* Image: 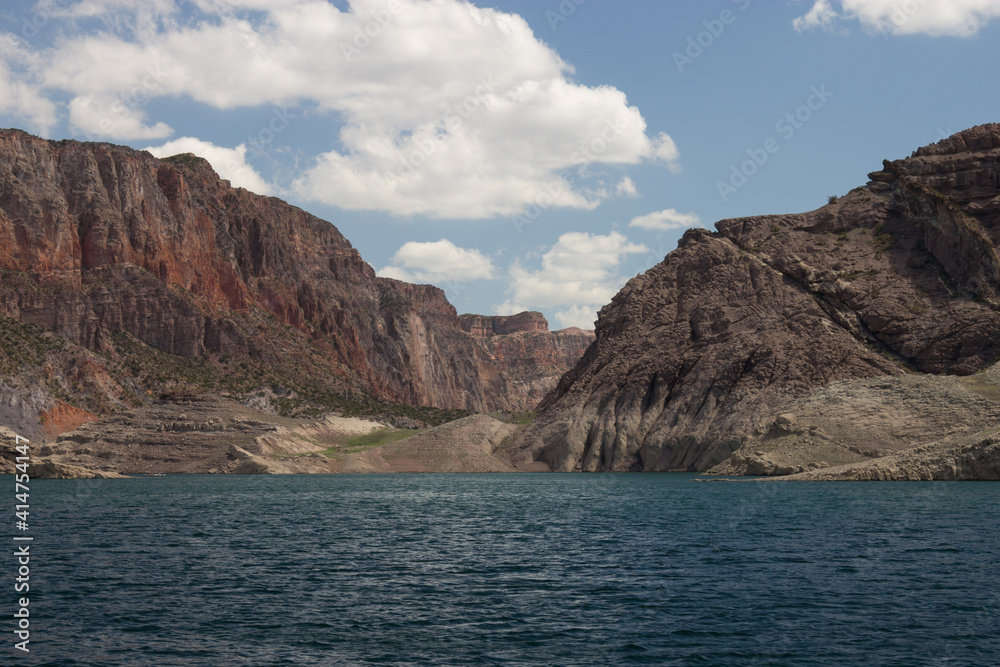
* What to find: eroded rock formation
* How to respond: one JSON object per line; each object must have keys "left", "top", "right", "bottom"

{"left": 0, "top": 129, "right": 508, "bottom": 436}
{"left": 507, "top": 124, "right": 1000, "bottom": 472}
{"left": 460, "top": 312, "right": 595, "bottom": 411}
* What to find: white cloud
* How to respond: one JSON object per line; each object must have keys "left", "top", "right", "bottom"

{"left": 378, "top": 239, "right": 496, "bottom": 284}
{"left": 794, "top": 0, "right": 1000, "bottom": 36}
{"left": 47, "top": 0, "right": 179, "bottom": 19}
{"left": 0, "top": 37, "right": 58, "bottom": 135}
{"left": 2, "top": 0, "right": 680, "bottom": 219}
{"left": 144, "top": 137, "right": 272, "bottom": 195}
{"left": 496, "top": 231, "right": 647, "bottom": 329}
{"left": 792, "top": 0, "right": 840, "bottom": 32}
{"left": 615, "top": 176, "right": 638, "bottom": 197}
{"left": 70, "top": 95, "right": 172, "bottom": 140}
{"left": 628, "top": 208, "right": 701, "bottom": 231}
{"left": 651, "top": 133, "right": 682, "bottom": 173}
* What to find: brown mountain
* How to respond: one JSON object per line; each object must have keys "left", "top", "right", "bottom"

{"left": 460, "top": 312, "right": 595, "bottom": 411}
{"left": 0, "top": 129, "right": 516, "bottom": 439}
{"left": 506, "top": 124, "right": 1000, "bottom": 472}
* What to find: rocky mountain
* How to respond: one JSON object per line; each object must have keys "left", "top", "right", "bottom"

{"left": 0, "top": 129, "right": 515, "bottom": 439}
{"left": 506, "top": 124, "right": 1000, "bottom": 473}
{"left": 460, "top": 312, "right": 595, "bottom": 411}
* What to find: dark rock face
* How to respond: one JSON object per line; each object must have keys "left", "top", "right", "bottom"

{"left": 0, "top": 129, "right": 508, "bottom": 420}
{"left": 461, "top": 312, "right": 595, "bottom": 411}
{"left": 508, "top": 124, "right": 1000, "bottom": 472}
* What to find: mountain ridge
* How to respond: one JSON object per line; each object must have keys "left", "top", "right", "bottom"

{"left": 505, "top": 123, "right": 1000, "bottom": 473}
{"left": 0, "top": 129, "right": 584, "bottom": 441}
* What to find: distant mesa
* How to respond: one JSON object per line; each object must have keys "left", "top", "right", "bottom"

{"left": 461, "top": 311, "right": 595, "bottom": 412}
{"left": 460, "top": 311, "right": 550, "bottom": 336}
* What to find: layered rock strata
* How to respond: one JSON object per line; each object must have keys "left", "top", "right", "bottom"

{"left": 507, "top": 124, "right": 1000, "bottom": 472}
{"left": 0, "top": 130, "right": 509, "bottom": 436}
{"left": 460, "top": 312, "right": 594, "bottom": 411}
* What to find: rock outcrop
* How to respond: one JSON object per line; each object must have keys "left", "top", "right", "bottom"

{"left": 460, "top": 312, "right": 550, "bottom": 336}
{"left": 32, "top": 391, "right": 387, "bottom": 474}
{"left": 0, "top": 129, "right": 510, "bottom": 436}
{"left": 779, "top": 437, "right": 1000, "bottom": 481}
{"left": 460, "top": 312, "right": 595, "bottom": 411}
{"left": 507, "top": 124, "right": 1000, "bottom": 473}
{"left": 707, "top": 361, "right": 1000, "bottom": 479}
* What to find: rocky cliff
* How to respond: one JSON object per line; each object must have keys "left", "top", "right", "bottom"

{"left": 460, "top": 312, "right": 595, "bottom": 411}
{"left": 507, "top": 124, "right": 1000, "bottom": 472}
{"left": 460, "top": 312, "right": 551, "bottom": 337}
{"left": 0, "top": 129, "right": 508, "bottom": 437}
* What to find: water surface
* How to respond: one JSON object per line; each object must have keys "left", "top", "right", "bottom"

{"left": 11, "top": 473, "right": 1000, "bottom": 665}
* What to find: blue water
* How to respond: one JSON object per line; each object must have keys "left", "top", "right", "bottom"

{"left": 7, "top": 473, "right": 999, "bottom": 666}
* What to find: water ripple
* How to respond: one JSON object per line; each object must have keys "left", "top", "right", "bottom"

{"left": 13, "top": 473, "right": 1000, "bottom": 666}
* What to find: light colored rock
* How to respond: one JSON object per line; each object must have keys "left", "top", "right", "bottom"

{"left": 342, "top": 415, "right": 519, "bottom": 473}
{"left": 28, "top": 461, "right": 125, "bottom": 479}
{"left": 709, "top": 361, "right": 1000, "bottom": 480}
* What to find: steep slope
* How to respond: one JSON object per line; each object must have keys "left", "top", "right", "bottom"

{"left": 0, "top": 129, "right": 508, "bottom": 438}
{"left": 460, "top": 312, "right": 595, "bottom": 411}
{"left": 507, "top": 124, "right": 1000, "bottom": 472}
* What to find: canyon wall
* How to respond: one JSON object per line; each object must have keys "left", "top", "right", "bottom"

{"left": 506, "top": 124, "right": 1000, "bottom": 472}
{"left": 0, "top": 130, "right": 509, "bottom": 436}
{"left": 460, "top": 312, "right": 595, "bottom": 411}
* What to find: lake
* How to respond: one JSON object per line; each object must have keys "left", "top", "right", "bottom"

{"left": 9, "top": 473, "right": 1000, "bottom": 665}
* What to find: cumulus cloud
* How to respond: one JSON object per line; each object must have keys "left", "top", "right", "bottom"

{"left": 628, "top": 208, "right": 701, "bottom": 231}
{"left": 615, "top": 176, "right": 638, "bottom": 197}
{"left": 378, "top": 239, "right": 496, "bottom": 284}
{"left": 794, "top": 0, "right": 1000, "bottom": 36}
{"left": 792, "top": 0, "right": 841, "bottom": 32}
{"left": 2, "top": 0, "right": 680, "bottom": 219}
{"left": 70, "top": 95, "right": 172, "bottom": 140}
{"left": 496, "top": 231, "right": 647, "bottom": 329}
{"left": 144, "top": 137, "right": 272, "bottom": 195}
{"left": 0, "top": 37, "right": 58, "bottom": 135}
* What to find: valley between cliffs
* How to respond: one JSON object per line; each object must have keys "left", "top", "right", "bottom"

{"left": 6, "top": 125, "right": 1000, "bottom": 481}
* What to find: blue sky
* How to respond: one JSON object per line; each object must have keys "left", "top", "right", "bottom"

{"left": 2, "top": 0, "right": 999, "bottom": 329}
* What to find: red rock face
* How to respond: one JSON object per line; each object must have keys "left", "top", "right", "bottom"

{"left": 509, "top": 124, "right": 1000, "bottom": 472}
{"left": 0, "top": 130, "right": 507, "bottom": 413}
{"left": 40, "top": 401, "right": 97, "bottom": 439}
{"left": 460, "top": 312, "right": 549, "bottom": 336}
{"left": 461, "top": 312, "right": 595, "bottom": 410}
